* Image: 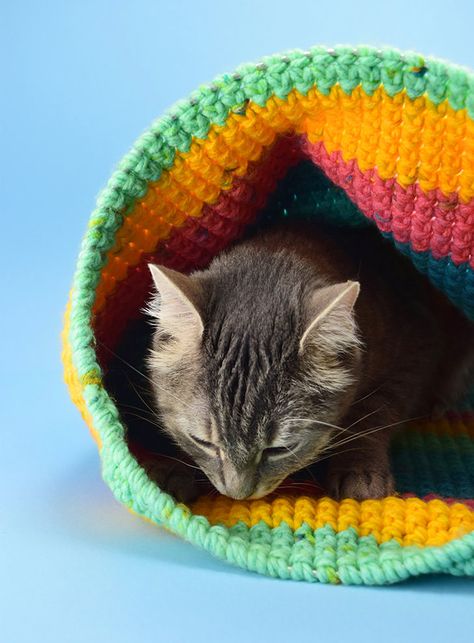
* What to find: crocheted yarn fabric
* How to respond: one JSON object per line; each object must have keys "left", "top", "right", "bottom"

{"left": 62, "top": 46, "right": 474, "bottom": 585}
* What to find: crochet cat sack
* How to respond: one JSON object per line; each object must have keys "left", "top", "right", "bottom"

{"left": 63, "top": 46, "right": 474, "bottom": 585}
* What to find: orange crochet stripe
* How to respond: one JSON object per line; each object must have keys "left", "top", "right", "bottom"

{"left": 92, "top": 86, "right": 474, "bottom": 313}
{"left": 191, "top": 494, "right": 474, "bottom": 547}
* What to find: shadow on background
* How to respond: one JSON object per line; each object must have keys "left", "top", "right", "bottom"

{"left": 51, "top": 452, "right": 474, "bottom": 595}
{"left": 50, "top": 451, "right": 254, "bottom": 578}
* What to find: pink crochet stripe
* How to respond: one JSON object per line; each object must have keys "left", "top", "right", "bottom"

{"left": 302, "top": 139, "right": 474, "bottom": 268}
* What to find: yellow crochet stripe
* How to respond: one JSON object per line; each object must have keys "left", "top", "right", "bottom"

{"left": 93, "top": 85, "right": 474, "bottom": 312}
{"left": 62, "top": 298, "right": 102, "bottom": 449}
{"left": 191, "top": 494, "right": 474, "bottom": 547}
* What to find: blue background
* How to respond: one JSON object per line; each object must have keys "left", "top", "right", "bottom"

{"left": 2, "top": 1, "right": 474, "bottom": 641}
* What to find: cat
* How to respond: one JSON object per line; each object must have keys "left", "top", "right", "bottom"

{"left": 143, "top": 220, "right": 474, "bottom": 503}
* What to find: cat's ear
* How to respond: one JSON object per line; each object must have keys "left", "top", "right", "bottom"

{"left": 147, "top": 264, "right": 204, "bottom": 340}
{"left": 299, "top": 281, "right": 360, "bottom": 352}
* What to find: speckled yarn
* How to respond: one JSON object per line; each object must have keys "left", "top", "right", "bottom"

{"left": 62, "top": 46, "right": 474, "bottom": 584}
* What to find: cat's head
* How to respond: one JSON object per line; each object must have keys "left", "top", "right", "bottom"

{"left": 145, "top": 258, "right": 362, "bottom": 500}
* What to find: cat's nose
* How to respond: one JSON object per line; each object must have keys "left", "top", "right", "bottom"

{"left": 223, "top": 480, "right": 255, "bottom": 500}
{"left": 221, "top": 463, "right": 255, "bottom": 499}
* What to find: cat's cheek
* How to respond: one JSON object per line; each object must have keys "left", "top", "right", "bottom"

{"left": 192, "top": 459, "right": 218, "bottom": 487}
{"left": 196, "top": 464, "right": 225, "bottom": 496}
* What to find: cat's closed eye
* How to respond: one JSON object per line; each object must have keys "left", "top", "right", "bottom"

{"left": 189, "top": 434, "right": 216, "bottom": 451}
{"left": 263, "top": 445, "right": 293, "bottom": 459}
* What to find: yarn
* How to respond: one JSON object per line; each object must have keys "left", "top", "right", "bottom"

{"left": 62, "top": 46, "right": 474, "bottom": 584}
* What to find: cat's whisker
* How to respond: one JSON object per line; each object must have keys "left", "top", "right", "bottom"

{"left": 99, "top": 341, "right": 194, "bottom": 411}
{"left": 349, "top": 384, "right": 385, "bottom": 406}
{"left": 122, "top": 410, "right": 163, "bottom": 429}
{"left": 278, "top": 482, "right": 320, "bottom": 490}
{"left": 282, "top": 447, "right": 319, "bottom": 485}
{"left": 99, "top": 341, "right": 157, "bottom": 383}
{"left": 346, "top": 405, "right": 385, "bottom": 431}
{"left": 283, "top": 444, "right": 299, "bottom": 460}
{"left": 280, "top": 480, "right": 319, "bottom": 485}
{"left": 126, "top": 375, "right": 158, "bottom": 417}
{"left": 312, "top": 445, "right": 372, "bottom": 466}
{"left": 118, "top": 402, "right": 155, "bottom": 416}
{"left": 284, "top": 418, "right": 345, "bottom": 432}
{"left": 288, "top": 408, "right": 385, "bottom": 438}
{"left": 329, "top": 415, "right": 425, "bottom": 451}
{"left": 311, "top": 442, "right": 337, "bottom": 456}
{"left": 126, "top": 378, "right": 154, "bottom": 398}
{"left": 151, "top": 453, "right": 203, "bottom": 471}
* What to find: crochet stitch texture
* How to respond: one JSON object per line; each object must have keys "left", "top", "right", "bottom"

{"left": 63, "top": 46, "right": 474, "bottom": 584}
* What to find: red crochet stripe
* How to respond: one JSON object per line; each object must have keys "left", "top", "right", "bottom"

{"left": 302, "top": 139, "right": 474, "bottom": 266}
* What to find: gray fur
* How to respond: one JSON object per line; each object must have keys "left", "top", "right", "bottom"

{"left": 146, "top": 226, "right": 361, "bottom": 499}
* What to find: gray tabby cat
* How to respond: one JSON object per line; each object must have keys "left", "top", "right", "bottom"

{"left": 145, "top": 221, "right": 474, "bottom": 502}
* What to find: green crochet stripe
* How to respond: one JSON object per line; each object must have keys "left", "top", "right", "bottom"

{"left": 68, "top": 46, "right": 474, "bottom": 584}
{"left": 258, "top": 160, "right": 369, "bottom": 227}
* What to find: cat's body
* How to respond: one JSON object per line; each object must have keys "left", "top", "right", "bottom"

{"left": 145, "top": 221, "right": 474, "bottom": 502}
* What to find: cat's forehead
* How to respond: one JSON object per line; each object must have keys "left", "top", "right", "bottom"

{"left": 201, "top": 303, "right": 302, "bottom": 439}
{"left": 215, "top": 409, "right": 274, "bottom": 459}
{"left": 204, "top": 304, "right": 301, "bottom": 364}
{"left": 205, "top": 355, "right": 285, "bottom": 445}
